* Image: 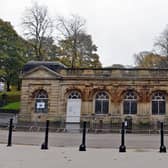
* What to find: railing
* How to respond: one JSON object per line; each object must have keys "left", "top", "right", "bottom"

{"left": 0, "top": 114, "right": 167, "bottom": 134}
{"left": 0, "top": 122, "right": 167, "bottom": 135}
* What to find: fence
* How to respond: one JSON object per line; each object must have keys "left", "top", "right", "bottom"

{"left": 3, "top": 114, "right": 167, "bottom": 134}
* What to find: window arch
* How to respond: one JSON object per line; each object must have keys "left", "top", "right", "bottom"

{"left": 34, "top": 90, "right": 48, "bottom": 113}
{"left": 95, "top": 91, "right": 109, "bottom": 114}
{"left": 68, "top": 91, "right": 81, "bottom": 99}
{"left": 152, "top": 92, "right": 166, "bottom": 115}
{"left": 123, "top": 91, "right": 137, "bottom": 114}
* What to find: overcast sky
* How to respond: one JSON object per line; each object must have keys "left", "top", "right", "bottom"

{"left": 1, "top": 0, "right": 168, "bottom": 66}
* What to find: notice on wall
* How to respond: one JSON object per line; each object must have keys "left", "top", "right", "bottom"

{"left": 36, "top": 102, "right": 45, "bottom": 109}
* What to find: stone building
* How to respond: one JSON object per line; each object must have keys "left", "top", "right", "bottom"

{"left": 20, "top": 61, "right": 168, "bottom": 129}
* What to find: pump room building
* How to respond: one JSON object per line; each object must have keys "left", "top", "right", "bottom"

{"left": 20, "top": 61, "right": 168, "bottom": 127}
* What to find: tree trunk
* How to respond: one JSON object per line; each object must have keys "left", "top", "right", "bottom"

{"left": 6, "top": 81, "right": 11, "bottom": 92}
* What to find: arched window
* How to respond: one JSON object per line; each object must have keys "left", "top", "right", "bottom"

{"left": 95, "top": 91, "right": 109, "bottom": 114}
{"left": 68, "top": 91, "right": 81, "bottom": 99}
{"left": 34, "top": 90, "right": 48, "bottom": 113}
{"left": 123, "top": 91, "right": 137, "bottom": 114}
{"left": 152, "top": 92, "right": 166, "bottom": 115}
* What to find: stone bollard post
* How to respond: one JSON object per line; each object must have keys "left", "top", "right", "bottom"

{"left": 119, "top": 122, "right": 126, "bottom": 152}
{"left": 79, "top": 121, "right": 87, "bottom": 151}
{"left": 7, "top": 118, "right": 13, "bottom": 147}
{"left": 41, "top": 120, "right": 49, "bottom": 150}
{"left": 160, "top": 122, "right": 166, "bottom": 153}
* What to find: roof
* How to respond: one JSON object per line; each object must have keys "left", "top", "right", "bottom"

{"left": 22, "top": 61, "right": 67, "bottom": 73}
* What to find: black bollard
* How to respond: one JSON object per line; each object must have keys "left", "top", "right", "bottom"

{"left": 119, "top": 122, "right": 126, "bottom": 152}
{"left": 79, "top": 121, "right": 87, "bottom": 151}
{"left": 160, "top": 122, "right": 166, "bottom": 153}
{"left": 41, "top": 120, "right": 49, "bottom": 150}
{"left": 7, "top": 118, "right": 13, "bottom": 147}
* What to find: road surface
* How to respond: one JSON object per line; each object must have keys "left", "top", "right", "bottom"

{"left": 0, "top": 130, "right": 167, "bottom": 149}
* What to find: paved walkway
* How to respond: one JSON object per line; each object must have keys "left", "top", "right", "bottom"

{"left": 0, "top": 144, "right": 168, "bottom": 168}
{"left": 0, "top": 130, "right": 165, "bottom": 149}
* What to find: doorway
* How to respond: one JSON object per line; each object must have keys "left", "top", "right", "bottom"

{"left": 66, "top": 91, "right": 81, "bottom": 132}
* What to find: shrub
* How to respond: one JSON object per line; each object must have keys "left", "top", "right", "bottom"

{"left": 0, "top": 91, "right": 20, "bottom": 103}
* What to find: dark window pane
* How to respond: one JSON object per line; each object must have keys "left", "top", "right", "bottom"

{"left": 95, "top": 100, "right": 101, "bottom": 114}
{"left": 152, "top": 101, "right": 158, "bottom": 115}
{"left": 95, "top": 100, "right": 109, "bottom": 114}
{"left": 131, "top": 101, "right": 137, "bottom": 114}
{"left": 159, "top": 101, "right": 165, "bottom": 115}
{"left": 123, "top": 101, "right": 129, "bottom": 114}
{"left": 102, "top": 100, "right": 108, "bottom": 114}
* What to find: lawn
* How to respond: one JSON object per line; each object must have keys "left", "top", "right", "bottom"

{"left": 1, "top": 102, "right": 20, "bottom": 110}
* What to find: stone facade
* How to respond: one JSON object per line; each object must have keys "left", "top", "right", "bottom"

{"left": 20, "top": 61, "right": 168, "bottom": 127}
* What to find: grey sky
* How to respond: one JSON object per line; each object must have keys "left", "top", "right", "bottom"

{"left": 1, "top": 0, "right": 168, "bottom": 66}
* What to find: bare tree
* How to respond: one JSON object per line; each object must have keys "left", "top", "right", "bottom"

{"left": 22, "top": 2, "right": 53, "bottom": 60}
{"left": 154, "top": 25, "right": 168, "bottom": 57}
{"left": 56, "top": 15, "right": 86, "bottom": 68}
{"left": 134, "top": 51, "right": 166, "bottom": 68}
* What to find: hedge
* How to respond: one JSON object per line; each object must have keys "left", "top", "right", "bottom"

{"left": 0, "top": 91, "right": 20, "bottom": 103}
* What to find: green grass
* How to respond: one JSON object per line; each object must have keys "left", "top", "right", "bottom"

{"left": 1, "top": 102, "right": 20, "bottom": 110}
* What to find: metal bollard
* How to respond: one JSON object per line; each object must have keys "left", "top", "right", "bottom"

{"left": 41, "top": 120, "right": 49, "bottom": 150}
{"left": 79, "top": 121, "right": 87, "bottom": 151}
{"left": 7, "top": 118, "right": 13, "bottom": 147}
{"left": 119, "top": 122, "right": 126, "bottom": 152}
{"left": 160, "top": 122, "right": 166, "bottom": 153}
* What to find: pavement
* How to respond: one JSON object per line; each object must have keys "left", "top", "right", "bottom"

{"left": 0, "top": 130, "right": 165, "bottom": 149}
{"left": 0, "top": 144, "right": 168, "bottom": 168}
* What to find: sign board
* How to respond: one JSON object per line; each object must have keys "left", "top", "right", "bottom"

{"left": 36, "top": 102, "right": 45, "bottom": 109}
{"left": 66, "top": 99, "right": 81, "bottom": 123}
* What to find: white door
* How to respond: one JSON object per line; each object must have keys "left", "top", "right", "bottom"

{"left": 66, "top": 99, "right": 81, "bottom": 123}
